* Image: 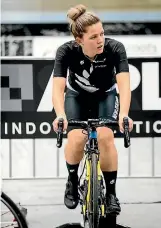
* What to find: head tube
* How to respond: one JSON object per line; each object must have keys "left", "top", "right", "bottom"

{"left": 89, "top": 131, "right": 97, "bottom": 139}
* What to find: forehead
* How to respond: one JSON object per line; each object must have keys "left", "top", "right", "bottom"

{"left": 85, "top": 22, "right": 103, "bottom": 35}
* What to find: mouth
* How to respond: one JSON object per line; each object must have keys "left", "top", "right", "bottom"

{"left": 97, "top": 45, "right": 103, "bottom": 50}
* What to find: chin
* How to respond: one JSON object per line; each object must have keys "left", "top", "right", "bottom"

{"left": 97, "top": 48, "right": 103, "bottom": 54}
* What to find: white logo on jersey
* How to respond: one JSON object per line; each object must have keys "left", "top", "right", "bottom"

{"left": 74, "top": 63, "right": 99, "bottom": 92}
{"left": 80, "top": 60, "right": 84, "bottom": 65}
{"left": 93, "top": 58, "right": 106, "bottom": 63}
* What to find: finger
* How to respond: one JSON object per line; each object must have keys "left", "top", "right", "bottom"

{"left": 52, "top": 122, "right": 56, "bottom": 131}
{"left": 53, "top": 125, "right": 57, "bottom": 132}
{"left": 119, "top": 123, "right": 124, "bottom": 133}
{"left": 53, "top": 122, "right": 58, "bottom": 132}
{"left": 120, "top": 128, "right": 124, "bottom": 133}
{"left": 63, "top": 122, "right": 68, "bottom": 131}
{"left": 129, "top": 121, "right": 133, "bottom": 132}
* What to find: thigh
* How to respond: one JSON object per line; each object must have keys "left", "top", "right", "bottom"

{"left": 65, "top": 90, "right": 81, "bottom": 121}
{"left": 65, "top": 89, "right": 89, "bottom": 132}
{"left": 98, "top": 89, "right": 120, "bottom": 121}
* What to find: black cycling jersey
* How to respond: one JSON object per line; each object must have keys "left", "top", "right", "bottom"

{"left": 53, "top": 37, "right": 129, "bottom": 93}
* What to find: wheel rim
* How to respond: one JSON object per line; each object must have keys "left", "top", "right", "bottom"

{"left": 1, "top": 192, "right": 28, "bottom": 228}
{"left": 1, "top": 198, "right": 23, "bottom": 228}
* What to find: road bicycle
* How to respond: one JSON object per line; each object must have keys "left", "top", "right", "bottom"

{"left": 56, "top": 117, "right": 130, "bottom": 228}
{"left": 1, "top": 191, "right": 28, "bottom": 228}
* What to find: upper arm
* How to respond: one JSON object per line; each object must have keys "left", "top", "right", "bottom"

{"left": 53, "top": 44, "right": 69, "bottom": 78}
{"left": 114, "top": 42, "right": 129, "bottom": 74}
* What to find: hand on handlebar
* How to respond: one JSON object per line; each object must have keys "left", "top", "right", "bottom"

{"left": 119, "top": 114, "right": 133, "bottom": 133}
{"left": 55, "top": 118, "right": 131, "bottom": 148}
{"left": 53, "top": 116, "right": 68, "bottom": 132}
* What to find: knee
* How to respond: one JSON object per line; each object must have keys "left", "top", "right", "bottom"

{"left": 97, "top": 127, "right": 114, "bottom": 146}
{"left": 67, "top": 129, "right": 87, "bottom": 150}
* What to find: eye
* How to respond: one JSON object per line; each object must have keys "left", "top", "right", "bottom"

{"left": 90, "top": 36, "right": 97, "bottom": 40}
{"left": 100, "top": 32, "right": 104, "bottom": 36}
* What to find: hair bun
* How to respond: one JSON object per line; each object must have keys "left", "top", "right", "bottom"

{"left": 67, "top": 4, "right": 86, "bottom": 21}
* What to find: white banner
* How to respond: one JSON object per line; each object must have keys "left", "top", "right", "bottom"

{"left": 1, "top": 35, "right": 161, "bottom": 58}
{"left": 1, "top": 36, "right": 33, "bottom": 57}
{"left": 33, "top": 35, "right": 161, "bottom": 58}
{"left": 33, "top": 36, "right": 73, "bottom": 58}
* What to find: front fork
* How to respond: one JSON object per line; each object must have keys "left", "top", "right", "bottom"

{"left": 97, "top": 159, "right": 105, "bottom": 217}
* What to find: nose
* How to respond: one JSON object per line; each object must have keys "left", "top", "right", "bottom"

{"left": 97, "top": 35, "right": 103, "bottom": 44}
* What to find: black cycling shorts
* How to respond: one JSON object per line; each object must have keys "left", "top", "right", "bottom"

{"left": 65, "top": 88, "right": 120, "bottom": 132}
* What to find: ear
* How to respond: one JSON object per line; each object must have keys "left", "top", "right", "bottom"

{"left": 76, "top": 37, "right": 84, "bottom": 46}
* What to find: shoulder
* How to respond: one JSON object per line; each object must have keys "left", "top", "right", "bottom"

{"left": 104, "top": 37, "right": 126, "bottom": 53}
{"left": 56, "top": 40, "right": 79, "bottom": 56}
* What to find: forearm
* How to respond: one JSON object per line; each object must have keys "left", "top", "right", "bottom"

{"left": 116, "top": 73, "right": 131, "bottom": 116}
{"left": 119, "top": 87, "right": 131, "bottom": 116}
{"left": 52, "top": 85, "right": 66, "bottom": 117}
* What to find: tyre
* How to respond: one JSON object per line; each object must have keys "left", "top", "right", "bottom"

{"left": 1, "top": 192, "right": 28, "bottom": 228}
{"left": 89, "top": 153, "right": 99, "bottom": 228}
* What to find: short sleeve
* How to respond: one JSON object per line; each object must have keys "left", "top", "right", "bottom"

{"left": 114, "top": 42, "right": 129, "bottom": 74}
{"left": 53, "top": 44, "right": 69, "bottom": 78}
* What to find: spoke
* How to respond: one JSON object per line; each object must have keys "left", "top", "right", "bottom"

{"left": 1, "top": 221, "right": 17, "bottom": 228}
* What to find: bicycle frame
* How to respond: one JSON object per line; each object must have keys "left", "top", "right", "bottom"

{"left": 56, "top": 117, "right": 130, "bottom": 224}
{"left": 81, "top": 125, "right": 105, "bottom": 217}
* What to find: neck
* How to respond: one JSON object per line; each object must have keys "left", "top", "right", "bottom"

{"left": 82, "top": 47, "right": 96, "bottom": 60}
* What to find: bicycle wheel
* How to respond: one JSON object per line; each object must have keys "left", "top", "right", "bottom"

{"left": 89, "top": 153, "right": 99, "bottom": 228}
{"left": 1, "top": 192, "right": 28, "bottom": 228}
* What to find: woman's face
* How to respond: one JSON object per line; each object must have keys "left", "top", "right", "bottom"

{"left": 78, "top": 22, "right": 105, "bottom": 58}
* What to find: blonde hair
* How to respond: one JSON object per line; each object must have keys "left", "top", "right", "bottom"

{"left": 67, "top": 4, "right": 100, "bottom": 38}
